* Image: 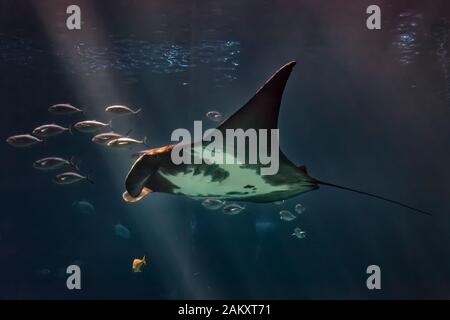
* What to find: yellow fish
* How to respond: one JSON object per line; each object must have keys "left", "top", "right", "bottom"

{"left": 132, "top": 256, "right": 147, "bottom": 273}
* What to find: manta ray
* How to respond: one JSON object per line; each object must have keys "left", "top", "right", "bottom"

{"left": 123, "top": 61, "right": 430, "bottom": 216}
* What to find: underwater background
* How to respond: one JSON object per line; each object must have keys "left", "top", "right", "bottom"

{"left": 0, "top": 0, "right": 449, "bottom": 299}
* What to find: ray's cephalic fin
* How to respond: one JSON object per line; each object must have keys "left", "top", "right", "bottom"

{"left": 125, "top": 153, "right": 161, "bottom": 198}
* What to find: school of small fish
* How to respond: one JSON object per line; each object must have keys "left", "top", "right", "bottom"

{"left": 6, "top": 103, "right": 145, "bottom": 186}
{"left": 200, "top": 195, "right": 309, "bottom": 239}
{"left": 7, "top": 103, "right": 145, "bottom": 273}
{"left": 278, "top": 203, "right": 308, "bottom": 240}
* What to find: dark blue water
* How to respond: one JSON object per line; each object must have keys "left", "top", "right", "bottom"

{"left": 1, "top": 0, "right": 449, "bottom": 299}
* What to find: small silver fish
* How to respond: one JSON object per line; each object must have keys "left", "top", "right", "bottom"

{"left": 201, "top": 198, "right": 226, "bottom": 210}
{"left": 107, "top": 136, "right": 148, "bottom": 148}
{"left": 74, "top": 120, "right": 111, "bottom": 133}
{"left": 32, "top": 124, "right": 71, "bottom": 138}
{"left": 54, "top": 172, "right": 93, "bottom": 185}
{"left": 6, "top": 134, "right": 43, "bottom": 147}
{"left": 222, "top": 203, "right": 246, "bottom": 215}
{"left": 291, "top": 227, "right": 306, "bottom": 239}
{"left": 279, "top": 210, "right": 296, "bottom": 221}
{"left": 105, "top": 105, "right": 141, "bottom": 115}
{"left": 294, "top": 203, "right": 306, "bottom": 215}
{"left": 206, "top": 111, "right": 223, "bottom": 122}
{"left": 48, "top": 103, "right": 83, "bottom": 115}
{"left": 91, "top": 131, "right": 130, "bottom": 145}
{"left": 33, "top": 157, "right": 78, "bottom": 171}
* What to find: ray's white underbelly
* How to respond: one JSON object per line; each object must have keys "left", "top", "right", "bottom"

{"left": 159, "top": 165, "right": 292, "bottom": 198}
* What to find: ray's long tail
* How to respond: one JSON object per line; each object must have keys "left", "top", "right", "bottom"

{"left": 314, "top": 179, "right": 432, "bottom": 216}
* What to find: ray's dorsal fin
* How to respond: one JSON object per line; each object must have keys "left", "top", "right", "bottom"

{"left": 218, "top": 61, "right": 296, "bottom": 132}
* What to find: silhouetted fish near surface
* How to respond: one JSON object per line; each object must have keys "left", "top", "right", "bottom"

{"left": 33, "top": 156, "right": 78, "bottom": 171}
{"left": 105, "top": 105, "right": 141, "bottom": 115}
{"left": 91, "top": 130, "right": 131, "bottom": 146}
{"left": 6, "top": 134, "right": 43, "bottom": 147}
{"left": 123, "top": 61, "right": 431, "bottom": 216}
{"left": 48, "top": 103, "right": 83, "bottom": 115}
{"left": 54, "top": 172, "right": 93, "bottom": 185}
{"left": 107, "top": 136, "right": 148, "bottom": 148}
{"left": 74, "top": 120, "right": 111, "bottom": 133}
{"left": 32, "top": 124, "right": 71, "bottom": 138}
